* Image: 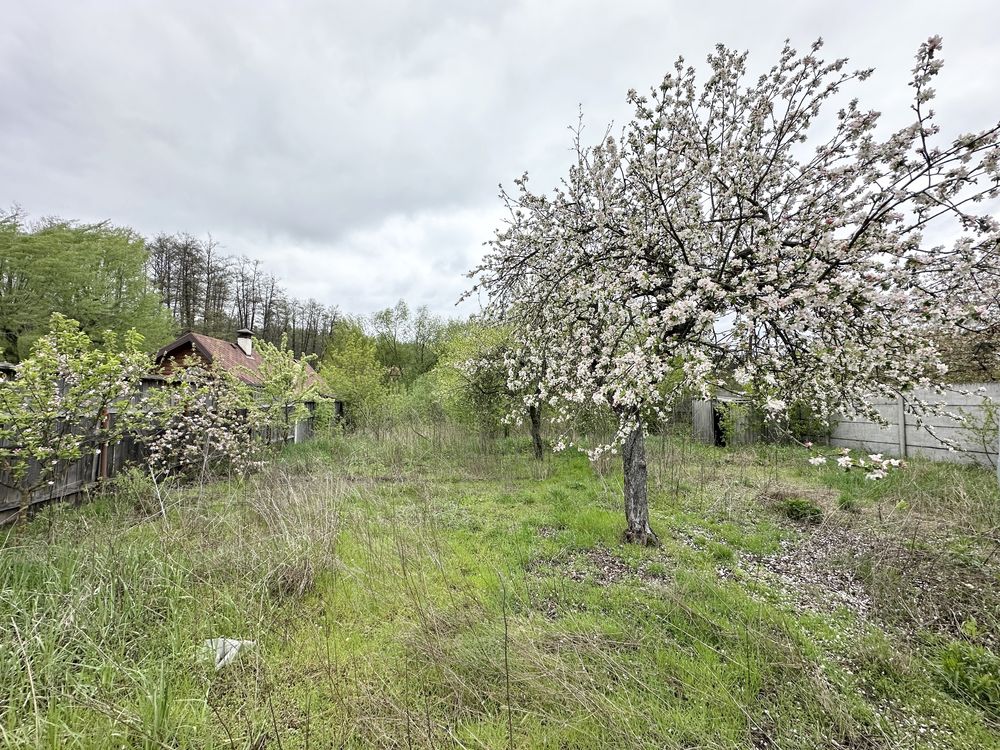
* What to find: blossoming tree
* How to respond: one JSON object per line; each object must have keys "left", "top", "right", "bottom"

{"left": 468, "top": 38, "right": 1000, "bottom": 545}
{"left": 0, "top": 314, "right": 150, "bottom": 517}
{"left": 145, "top": 366, "right": 262, "bottom": 480}
{"left": 147, "top": 335, "right": 322, "bottom": 480}
{"left": 434, "top": 322, "right": 547, "bottom": 457}
{"left": 248, "top": 335, "right": 322, "bottom": 444}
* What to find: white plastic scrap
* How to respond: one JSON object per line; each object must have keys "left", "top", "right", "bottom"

{"left": 203, "top": 638, "right": 255, "bottom": 670}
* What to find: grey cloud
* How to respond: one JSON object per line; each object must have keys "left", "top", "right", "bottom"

{"left": 2, "top": 0, "right": 998, "bottom": 315}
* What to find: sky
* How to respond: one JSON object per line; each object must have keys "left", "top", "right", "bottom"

{"left": 2, "top": 0, "right": 999, "bottom": 318}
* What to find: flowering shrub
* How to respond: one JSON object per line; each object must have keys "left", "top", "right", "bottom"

{"left": 144, "top": 366, "right": 264, "bottom": 480}
{"left": 0, "top": 314, "right": 150, "bottom": 514}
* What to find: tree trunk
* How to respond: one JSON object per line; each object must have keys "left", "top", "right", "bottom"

{"left": 528, "top": 404, "right": 543, "bottom": 461}
{"left": 622, "top": 425, "right": 659, "bottom": 546}
{"left": 16, "top": 488, "right": 32, "bottom": 523}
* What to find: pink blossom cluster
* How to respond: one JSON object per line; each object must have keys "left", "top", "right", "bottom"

{"left": 145, "top": 372, "right": 264, "bottom": 479}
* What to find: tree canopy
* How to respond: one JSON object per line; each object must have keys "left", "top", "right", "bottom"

{"left": 146, "top": 233, "right": 340, "bottom": 357}
{"left": 469, "top": 38, "right": 1000, "bottom": 544}
{"left": 0, "top": 211, "right": 175, "bottom": 361}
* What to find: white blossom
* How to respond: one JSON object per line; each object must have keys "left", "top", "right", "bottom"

{"left": 467, "top": 38, "right": 1000, "bottom": 462}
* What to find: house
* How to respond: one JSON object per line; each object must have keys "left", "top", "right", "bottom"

{"left": 155, "top": 329, "right": 341, "bottom": 439}
{"left": 155, "top": 328, "right": 323, "bottom": 388}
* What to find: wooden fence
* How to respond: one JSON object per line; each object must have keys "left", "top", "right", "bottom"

{"left": 0, "top": 393, "right": 325, "bottom": 524}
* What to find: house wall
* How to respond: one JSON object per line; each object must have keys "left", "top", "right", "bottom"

{"left": 157, "top": 342, "right": 205, "bottom": 374}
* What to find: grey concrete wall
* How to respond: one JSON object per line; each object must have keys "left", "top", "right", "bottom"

{"left": 829, "top": 383, "right": 1000, "bottom": 469}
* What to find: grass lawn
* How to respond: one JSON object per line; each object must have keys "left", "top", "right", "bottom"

{"left": 2, "top": 429, "right": 999, "bottom": 748}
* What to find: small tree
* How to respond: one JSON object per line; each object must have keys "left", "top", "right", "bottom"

{"left": 250, "top": 335, "right": 321, "bottom": 443}
{"left": 321, "top": 319, "right": 394, "bottom": 432}
{"left": 0, "top": 314, "right": 149, "bottom": 515}
{"left": 469, "top": 38, "right": 1000, "bottom": 545}
{"left": 434, "top": 322, "right": 547, "bottom": 457}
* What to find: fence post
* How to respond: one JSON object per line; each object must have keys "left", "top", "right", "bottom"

{"left": 896, "top": 394, "right": 908, "bottom": 459}
{"left": 99, "top": 409, "right": 110, "bottom": 479}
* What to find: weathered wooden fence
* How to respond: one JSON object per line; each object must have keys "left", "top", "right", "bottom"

{"left": 0, "top": 398, "right": 323, "bottom": 524}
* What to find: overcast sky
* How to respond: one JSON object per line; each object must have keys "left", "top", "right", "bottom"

{"left": 2, "top": 0, "right": 998, "bottom": 318}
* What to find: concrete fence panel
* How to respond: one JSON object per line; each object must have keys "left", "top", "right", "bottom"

{"left": 829, "top": 383, "right": 1000, "bottom": 474}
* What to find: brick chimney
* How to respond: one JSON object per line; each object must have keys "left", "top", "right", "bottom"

{"left": 236, "top": 328, "right": 253, "bottom": 357}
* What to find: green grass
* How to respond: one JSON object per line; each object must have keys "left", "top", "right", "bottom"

{"left": 1, "top": 429, "right": 998, "bottom": 748}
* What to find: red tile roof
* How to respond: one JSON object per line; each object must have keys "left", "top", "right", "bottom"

{"left": 155, "top": 332, "right": 324, "bottom": 391}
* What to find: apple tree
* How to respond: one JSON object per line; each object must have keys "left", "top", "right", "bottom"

{"left": 469, "top": 38, "right": 1000, "bottom": 544}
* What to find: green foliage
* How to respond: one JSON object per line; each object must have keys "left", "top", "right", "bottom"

{"left": 957, "top": 399, "right": 1000, "bottom": 469}
{"left": 369, "top": 299, "right": 450, "bottom": 384}
{"left": 370, "top": 299, "right": 411, "bottom": 374}
{"left": 0, "top": 313, "right": 150, "bottom": 508}
{"left": 934, "top": 639, "right": 1000, "bottom": 718}
{"left": 250, "top": 334, "right": 323, "bottom": 435}
{"left": 400, "top": 370, "right": 448, "bottom": 426}
{"left": 311, "top": 398, "right": 342, "bottom": 438}
{"left": 0, "top": 212, "right": 174, "bottom": 361}
{"left": 777, "top": 497, "right": 824, "bottom": 524}
{"left": 714, "top": 398, "right": 828, "bottom": 446}
{"left": 430, "top": 321, "right": 513, "bottom": 434}
{"left": 321, "top": 318, "right": 395, "bottom": 430}
{"left": 787, "top": 401, "right": 833, "bottom": 443}
{"left": 717, "top": 401, "right": 746, "bottom": 445}
{"left": 716, "top": 401, "right": 769, "bottom": 445}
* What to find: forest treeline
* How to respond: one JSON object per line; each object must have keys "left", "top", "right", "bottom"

{"left": 2, "top": 207, "right": 994, "bottom": 409}
{"left": 0, "top": 211, "right": 458, "bottom": 384}
{"left": 145, "top": 232, "right": 339, "bottom": 357}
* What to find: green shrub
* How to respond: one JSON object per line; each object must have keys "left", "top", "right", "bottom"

{"left": 777, "top": 497, "right": 823, "bottom": 524}
{"left": 104, "top": 465, "right": 167, "bottom": 516}
{"left": 934, "top": 640, "right": 1000, "bottom": 717}
{"left": 787, "top": 402, "right": 832, "bottom": 443}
